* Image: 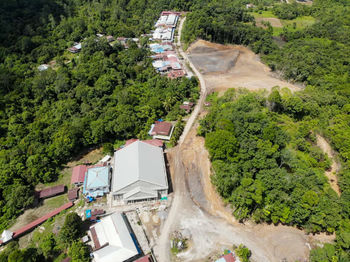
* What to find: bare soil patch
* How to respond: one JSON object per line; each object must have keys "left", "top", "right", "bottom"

{"left": 174, "top": 112, "right": 335, "bottom": 261}
{"left": 188, "top": 40, "right": 301, "bottom": 93}
{"left": 256, "top": 17, "right": 283, "bottom": 28}
{"left": 188, "top": 48, "right": 239, "bottom": 74}
{"left": 316, "top": 134, "right": 341, "bottom": 196}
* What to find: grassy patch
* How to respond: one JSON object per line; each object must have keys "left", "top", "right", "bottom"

{"left": 251, "top": 11, "right": 278, "bottom": 18}
{"left": 281, "top": 15, "right": 315, "bottom": 29}
{"left": 44, "top": 195, "right": 68, "bottom": 209}
{"left": 252, "top": 11, "right": 316, "bottom": 36}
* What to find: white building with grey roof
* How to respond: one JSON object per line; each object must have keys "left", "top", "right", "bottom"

{"left": 111, "top": 140, "right": 168, "bottom": 205}
{"left": 90, "top": 212, "right": 139, "bottom": 262}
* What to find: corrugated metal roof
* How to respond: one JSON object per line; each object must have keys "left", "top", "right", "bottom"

{"left": 85, "top": 166, "right": 110, "bottom": 190}
{"left": 38, "top": 185, "right": 65, "bottom": 199}
{"left": 91, "top": 213, "right": 138, "bottom": 262}
{"left": 112, "top": 141, "right": 168, "bottom": 194}
{"left": 13, "top": 202, "right": 73, "bottom": 238}
{"left": 67, "top": 188, "right": 79, "bottom": 201}
{"left": 151, "top": 122, "right": 172, "bottom": 136}
{"left": 71, "top": 165, "right": 87, "bottom": 184}
{"left": 125, "top": 139, "right": 163, "bottom": 148}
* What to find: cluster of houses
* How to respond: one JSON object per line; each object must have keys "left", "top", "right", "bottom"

{"left": 39, "top": 11, "right": 186, "bottom": 80}
{"left": 69, "top": 136, "right": 169, "bottom": 261}
{"left": 72, "top": 135, "right": 170, "bottom": 206}
{"left": 68, "top": 33, "right": 115, "bottom": 54}
{"left": 69, "top": 120, "right": 175, "bottom": 261}
{"left": 67, "top": 34, "right": 140, "bottom": 54}
{"left": 149, "top": 11, "right": 186, "bottom": 79}
{"left": 152, "top": 11, "right": 180, "bottom": 42}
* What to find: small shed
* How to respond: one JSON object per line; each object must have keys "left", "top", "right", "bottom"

{"left": 215, "top": 253, "right": 236, "bottom": 262}
{"left": 0, "top": 230, "right": 13, "bottom": 243}
{"left": 100, "top": 155, "right": 111, "bottom": 163}
{"left": 67, "top": 188, "right": 79, "bottom": 201}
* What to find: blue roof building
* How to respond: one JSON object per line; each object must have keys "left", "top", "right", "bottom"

{"left": 83, "top": 166, "right": 111, "bottom": 198}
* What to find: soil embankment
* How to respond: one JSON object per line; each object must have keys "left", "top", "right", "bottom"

{"left": 316, "top": 134, "right": 341, "bottom": 196}
{"left": 156, "top": 18, "right": 331, "bottom": 262}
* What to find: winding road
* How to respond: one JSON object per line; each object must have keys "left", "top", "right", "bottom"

{"left": 154, "top": 16, "right": 326, "bottom": 262}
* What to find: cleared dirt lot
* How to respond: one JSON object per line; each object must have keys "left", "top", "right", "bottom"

{"left": 156, "top": 18, "right": 330, "bottom": 262}
{"left": 188, "top": 40, "right": 302, "bottom": 93}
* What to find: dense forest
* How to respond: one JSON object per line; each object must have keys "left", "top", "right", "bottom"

{"left": 181, "top": 0, "right": 277, "bottom": 54}
{"left": 0, "top": 0, "right": 198, "bottom": 243}
{"left": 196, "top": 0, "right": 350, "bottom": 260}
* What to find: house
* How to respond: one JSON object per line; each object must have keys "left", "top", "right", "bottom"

{"left": 83, "top": 166, "right": 111, "bottom": 198}
{"left": 180, "top": 101, "right": 194, "bottom": 113}
{"left": 90, "top": 212, "right": 139, "bottom": 262}
{"left": 67, "top": 188, "right": 79, "bottom": 201}
{"left": 152, "top": 27, "right": 174, "bottom": 41}
{"left": 68, "top": 43, "right": 82, "bottom": 53}
{"left": 37, "top": 185, "right": 65, "bottom": 199}
{"left": 246, "top": 3, "right": 255, "bottom": 8}
{"left": 106, "top": 35, "right": 114, "bottom": 42}
{"left": 168, "top": 70, "right": 185, "bottom": 79}
{"left": 149, "top": 121, "right": 174, "bottom": 140}
{"left": 0, "top": 230, "right": 13, "bottom": 245}
{"left": 71, "top": 165, "right": 88, "bottom": 186}
{"left": 38, "top": 64, "right": 49, "bottom": 71}
{"left": 111, "top": 140, "right": 168, "bottom": 204}
{"left": 215, "top": 253, "right": 236, "bottom": 262}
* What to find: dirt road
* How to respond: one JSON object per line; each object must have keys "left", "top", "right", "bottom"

{"left": 155, "top": 17, "right": 333, "bottom": 262}
{"left": 316, "top": 134, "right": 341, "bottom": 196}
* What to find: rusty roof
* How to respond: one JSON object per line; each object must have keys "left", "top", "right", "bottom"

{"left": 152, "top": 122, "right": 172, "bottom": 136}
{"left": 67, "top": 188, "right": 79, "bottom": 201}
{"left": 38, "top": 185, "right": 65, "bottom": 199}
{"left": 13, "top": 202, "right": 73, "bottom": 238}
{"left": 90, "top": 227, "right": 101, "bottom": 250}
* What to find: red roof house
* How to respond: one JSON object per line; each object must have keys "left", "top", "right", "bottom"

{"left": 168, "top": 70, "right": 185, "bottom": 79}
{"left": 151, "top": 122, "right": 172, "bottom": 136}
{"left": 71, "top": 165, "right": 88, "bottom": 185}
{"left": 37, "top": 185, "right": 65, "bottom": 199}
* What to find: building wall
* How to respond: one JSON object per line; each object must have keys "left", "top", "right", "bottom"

{"left": 113, "top": 180, "right": 166, "bottom": 195}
